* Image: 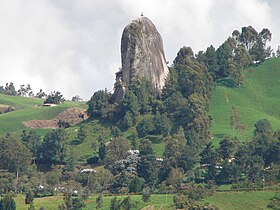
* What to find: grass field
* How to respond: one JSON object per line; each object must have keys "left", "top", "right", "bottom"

{"left": 0, "top": 94, "right": 85, "bottom": 136}
{"left": 209, "top": 57, "right": 280, "bottom": 144}
{"left": 204, "top": 191, "right": 275, "bottom": 210}
{"left": 14, "top": 191, "right": 276, "bottom": 210}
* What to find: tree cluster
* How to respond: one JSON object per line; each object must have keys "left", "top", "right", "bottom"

{"left": 197, "top": 26, "right": 272, "bottom": 87}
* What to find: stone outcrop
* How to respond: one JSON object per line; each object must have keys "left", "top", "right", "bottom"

{"left": 111, "top": 16, "right": 169, "bottom": 103}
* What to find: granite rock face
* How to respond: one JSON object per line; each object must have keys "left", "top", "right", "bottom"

{"left": 111, "top": 17, "right": 169, "bottom": 103}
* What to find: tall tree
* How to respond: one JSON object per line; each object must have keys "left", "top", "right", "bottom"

{"left": 21, "top": 130, "right": 41, "bottom": 163}
{"left": 137, "top": 139, "right": 159, "bottom": 187}
{"left": 120, "top": 89, "right": 139, "bottom": 124}
{"left": 0, "top": 193, "right": 16, "bottom": 210}
{"left": 230, "top": 105, "right": 241, "bottom": 136}
{"left": 205, "top": 45, "right": 219, "bottom": 80}
{"left": 44, "top": 91, "right": 65, "bottom": 104}
{"left": 87, "top": 89, "right": 111, "bottom": 118}
{"left": 104, "top": 137, "right": 131, "bottom": 168}
{"left": 41, "top": 129, "right": 67, "bottom": 164}
{"left": 0, "top": 135, "right": 32, "bottom": 179}
{"left": 219, "top": 136, "right": 237, "bottom": 160}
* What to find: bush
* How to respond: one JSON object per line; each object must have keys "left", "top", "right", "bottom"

{"left": 142, "top": 187, "right": 151, "bottom": 202}
{"left": 136, "top": 117, "right": 155, "bottom": 138}
{"left": 25, "top": 190, "right": 34, "bottom": 204}
{"left": 86, "top": 156, "right": 99, "bottom": 164}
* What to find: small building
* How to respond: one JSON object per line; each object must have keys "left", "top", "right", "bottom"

{"left": 79, "top": 169, "right": 96, "bottom": 173}
{"left": 43, "top": 103, "right": 57, "bottom": 107}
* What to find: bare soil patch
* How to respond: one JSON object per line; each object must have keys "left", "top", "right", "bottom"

{"left": 24, "top": 107, "right": 88, "bottom": 129}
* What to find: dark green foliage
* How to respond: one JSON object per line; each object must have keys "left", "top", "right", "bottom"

{"left": 128, "top": 176, "right": 144, "bottom": 193}
{"left": 163, "top": 92, "right": 188, "bottom": 125}
{"left": 110, "top": 197, "right": 121, "bottom": 210}
{"left": 268, "top": 192, "right": 280, "bottom": 210}
{"left": 173, "top": 193, "right": 189, "bottom": 209}
{"left": 28, "top": 202, "right": 35, "bottom": 210}
{"left": 25, "top": 190, "right": 34, "bottom": 204}
{"left": 71, "top": 95, "right": 82, "bottom": 102}
{"left": 184, "top": 94, "right": 211, "bottom": 145}
{"left": 111, "top": 126, "right": 121, "bottom": 137}
{"left": 200, "top": 143, "right": 219, "bottom": 181}
{"left": 163, "top": 131, "right": 185, "bottom": 169}
{"left": 0, "top": 135, "right": 32, "bottom": 176}
{"left": 63, "top": 146, "right": 75, "bottom": 172}
{"left": 35, "top": 89, "right": 47, "bottom": 98}
{"left": 137, "top": 139, "right": 159, "bottom": 186}
{"left": 121, "top": 196, "right": 132, "bottom": 210}
{"left": 205, "top": 45, "right": 219, "bottom": 80}
{"left": 139, "top": 139, "right": 154, "bottom": 156}
{"left": 230, "top": 105, "right": 242, "bottom": 136}
{"left": 216, "top": 40, "right": 234, "bottom": 79}
{"left": 77, "top": 125, "right": 87, "bottom": 143}
{"left": 232, "top": 26, "right": 272, "bottom": 62}
{"left": 104, "top": 137, "right": 131, "bottom": 168}
{"left": 86, "top": 156, "right": 99, "bottom": 164}
{"left": 0, "top": 82, "right": 17, "bottom": 96}
{"left": 134, "top": 79, "right": 157, "bottom": 114}
{"left": 41, "top": 129, "right": 67, "bottom": 164}
{"left": 219, "top": 136, "right": 237, "bottom": 160}
{"left": 185, "top": 184, "right": 209, "bottom": 202}
{"left": 153, "top": 112, "right": 172, "bottom": 136}
{"left": 87, "top": 89, "right": 112, "bottom": 119}
{"left": 254, "top": 119, "right": 273, "bottom": 137}
{"left": 98, "top": 142, "right": 106, "bottom": 161}
{"left": 161, "top": 67, "right": 179, "bottom": 100}
{"left": 166, "top": 167, "right": 184, "bottom": 189}
{"left": 174, "top": 47, "right": 213, "bottom": 99}
{"left": 136, "top": 117, "right": 155, "bottom": 138}
{"left": 61, "top": 192, "right": 85, "bottom": 210}
{"left": 96, "top": 194, "right": 103, "bottom": 209}
{"left": 189, "top": 203, "right": 220, "bottom": 210}
{"left": 137, "top": 154, "right": 159, "bottom": 186}
{"left": 142, "top": 187, "right": 151, "bottom": 202}
{"left": 57, "top": 120, "right": 70, "bottom": 128}
{"left": 21, "top": 130, "right": 41, "bottom": 161}
{"left": 123, "top": 111, "right": 134, "bottom": 128}
{"left": 110, "top": 171, "right": 131, "bottom": 194}
{"left": 247, "top": 155, "right": 264, "bottom": 182}
{"left": 0, "top": 193, "right": 16, "bottom": 210}
{"left": 120, "top": 89, "right": 139, "bottom": 125}
{"left": 44, "top": 91, "right": 65, "bottom": 104}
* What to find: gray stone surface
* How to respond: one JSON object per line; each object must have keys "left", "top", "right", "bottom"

{"left": 111, "top": 16, "right": 169, "bottom": 103}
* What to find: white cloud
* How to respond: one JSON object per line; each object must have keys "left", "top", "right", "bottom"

{"left": 0, "top": 0, "right": 278, "bottom": 100}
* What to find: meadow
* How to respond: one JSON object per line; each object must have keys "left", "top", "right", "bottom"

{"left": 14, "top": 191, "right": 276, "bottom": 210}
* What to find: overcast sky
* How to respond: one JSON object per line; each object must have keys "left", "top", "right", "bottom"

{"left": 0, "top": 0, "right": 279, "bottom": 100}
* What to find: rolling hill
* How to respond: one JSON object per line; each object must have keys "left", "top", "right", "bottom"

{"left": 209, "top": 57, "right": 280, "bottom": 144}
{"left": 0, "top": 94, "right": 86, "bottom": 136}
{"left": 0, "top": 57, "right": 280, "bottom": 158}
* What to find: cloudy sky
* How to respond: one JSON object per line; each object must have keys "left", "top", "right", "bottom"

{"left": 0, "top": 0, "right": 279, "bottom": 100}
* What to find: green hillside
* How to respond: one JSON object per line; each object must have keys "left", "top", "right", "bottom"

{"left": 210, "top": 57, "right": 280, "bottom": 144}
{"left": 0, "top": 94, "right": 85, "bottom": 136}
{"left": 0, "top": 93, "right": 43, "bottom": 109}
{"left": 1, "top": 57, "right": 280, "bottom": 158}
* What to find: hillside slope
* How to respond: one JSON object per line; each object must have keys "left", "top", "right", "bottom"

{"left": 210, "top": 57, "right": 280, "bottom": 143}
{"left": 0, "top": 94, "right": 85, "bottom": 136}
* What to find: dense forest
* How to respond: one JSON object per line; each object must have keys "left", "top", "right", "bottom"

{"left": 1, "top": 26, "right": 280, "bottom": 210}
